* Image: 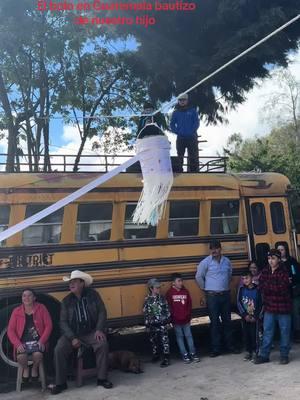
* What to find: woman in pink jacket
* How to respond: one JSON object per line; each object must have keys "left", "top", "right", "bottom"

{"left": 7, "top": 288, "right": 53, "bottom": 382}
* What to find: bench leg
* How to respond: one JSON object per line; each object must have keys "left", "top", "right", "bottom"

{"left": 16, "top": 366, "right": 23, "bottom": 392}
{"left": 39, "top": 361, "right": 46, "bottom": 392}
{"left": 76, "top": 358, "right": 83, "bottom": 387}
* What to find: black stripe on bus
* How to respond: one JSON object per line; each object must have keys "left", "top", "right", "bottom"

{"left": 0, "top": 185, "right": 236, "bottom": 194}
{"left": 1, "top": 234, "right": 247, "bottom": 256}
{"left": 0, "top": 267, "right": 246, "bottom": 300}
{"left": 0, "top": 253, "right": 249, "bottom": 278}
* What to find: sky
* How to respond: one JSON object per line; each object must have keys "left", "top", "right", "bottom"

{"left": 199, "top": 49, "right": 300, "bottom": 156}
{"left": 0, "top": 46, "right": 299, "bottom": 170}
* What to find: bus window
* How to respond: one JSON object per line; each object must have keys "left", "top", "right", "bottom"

{"left": 251, "top": 203, "right": 267, "bottom": 235}
{"left": 270, "top": 202, "right": 286, "bottom": 234}
{"left": 256, "top": 243, "right": 270, "bottom": 269}
{"left": 124, "top": 203, "right": 156, "bottom": 239}
{"left": 23, "top": 205, "right": 63, "bottom": 245}
{"left": 289, "top": 191, "right": 300, "bottom": 232}
{"left": 0, "top": 205, "right": 10, "bottom": 247}
{"left": 168, "top": 201, "right": 199, "bottom": 237}
{"left": 76, "top": 203, "right": 112, "bottom": 242}
{"left": 210, "top": 200, "right": 239, "bottom": 234}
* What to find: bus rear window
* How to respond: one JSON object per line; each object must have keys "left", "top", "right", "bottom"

{"left": 0, "top": 205, "right": 10, "bottom": 247}
{"left": 124, "top": 203, "right": 156, "bottom": 239}
{"left": 23, "top": 205, "right": 63, "bottom": 245}
{"left": 210, "top": 200, "right": 239, "bottom": 234}
{"left": 168, "top": 201, "right": 199, "bottom": 237}
{"left": 270, "top": 202, "right": 286, "bottom": 234}
{"left": 76, "top": 203, "right": 112, "bottom": 242}
{"left": 251, "top": 203, "right": 267, "bottom": 235}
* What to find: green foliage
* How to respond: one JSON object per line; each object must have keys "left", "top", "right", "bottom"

{"left": 224, "top": 121, "right": 300, "bottom": 187}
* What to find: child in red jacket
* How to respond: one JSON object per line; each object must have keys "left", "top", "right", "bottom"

{"left": 166, "top": 273, "right": 200, "bottom": 363}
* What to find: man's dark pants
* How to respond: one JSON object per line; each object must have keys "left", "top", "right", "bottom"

{"left": 206, "top": 291, "right": 233, "bottom": 352}
{"left": 176, "top": 134, "right": 199, "bottom": 172}
{"left": 54, "top": 331, "right": 109, "bottom": 385}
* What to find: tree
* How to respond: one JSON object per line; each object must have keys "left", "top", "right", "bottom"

{"left": 1, "top": 1, "right": 299, "bottom": 172}
{"left": 128, "top": 0, "right": 300, "bottom": 123}
{"left": 0, "top": 1, "right": 68, "bottom": 171}
{"left": 0, "top": 1, "right": 147, "bottom": 171}
{"left": 56, "top": 43, "right": 146, "bottom": 171}
{"left": 223, "top": 65, "right": 300, "bottom": 187}
{"left": 260, "top": 67, "right": 300, "bottom": 138}
{"left": 223, "top": 122, "right": 300, "bottom": 187}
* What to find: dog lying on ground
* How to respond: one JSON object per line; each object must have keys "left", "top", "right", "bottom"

{"left": 108, "top": 351, "right": 143, "bottom": 374}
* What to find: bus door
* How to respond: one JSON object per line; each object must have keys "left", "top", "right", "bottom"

{"left": 246, "top": 197, "right": 291, "bottom": 267}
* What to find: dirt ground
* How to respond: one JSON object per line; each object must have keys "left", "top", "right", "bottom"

{"left": 1, "top": 342, "right": 300, "bottom": 400}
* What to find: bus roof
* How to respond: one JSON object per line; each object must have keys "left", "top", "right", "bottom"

{"left": 0, "top": 172, "right": 291, "bottom": 197}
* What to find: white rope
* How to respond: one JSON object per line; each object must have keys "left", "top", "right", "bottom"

{"left": 0, "top": 155, "right": 139, "bottom": 242}
{"left": 154, "top": 14, "right": 300, "bottom": 115}
{"left": 0, "top": 15, "right": 298, "bottom": 242}
{"left": 33, "top": 14, "right": 299, "bottom": 120}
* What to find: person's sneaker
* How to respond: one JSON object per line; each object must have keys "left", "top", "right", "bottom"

{"left": 50, "top": 383, "right": 68, "bottom": 395}
{"left": 279, "top": 356, "right": 289, "bottom": 365}
{"left": 190, "top": 353, "right": 200, "bottom": 363}
{"left": 253, "top": 355, "right": 270, "bottom": 364}
{"left": 182, "top": 353, "right": 192, "bottom": 364}
{"left": 243, "top": 352, "right": 252, "bottom": 361}
{"left": 209, "top": 351, "right": 221, "bottom": 358}
{"left": 160, "top": 356, "right": 170, "bottom": 368}
{"left": 151, "top": 354, "right": 160, "bottom": 363}
{"left": 97, "top": 379, "right": 113, "bottom": 389}
{"left": 225, "top": 347, "right": 241, "bottom": 354}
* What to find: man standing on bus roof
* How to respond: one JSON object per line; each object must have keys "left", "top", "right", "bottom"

{"left": 195, "top": 240, "right": 237, "bottom": 357}
{"left": 170, "top": 93, "right": 200, "bottom": 172}
{"left": 50, "top": 270, "right": 112, "bottom": 394}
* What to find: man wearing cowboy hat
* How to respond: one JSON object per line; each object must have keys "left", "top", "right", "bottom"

{"left": 51, "top": 270, "right": 112, "bottom": 394}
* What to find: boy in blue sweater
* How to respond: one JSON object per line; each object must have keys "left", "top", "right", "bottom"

{"left": 237, "top": 271, "right": 263, "bottom": 361}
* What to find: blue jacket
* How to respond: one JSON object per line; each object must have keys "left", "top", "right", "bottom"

{"left": 170, "top": 106, "right": 200, "bottom": 137}
{"left": 237, "top": 284, "right": 263, "bottom": 320}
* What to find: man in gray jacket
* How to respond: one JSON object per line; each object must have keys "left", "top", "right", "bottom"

{"left": 51, "top": 270, "right": 112, "bottom": 394}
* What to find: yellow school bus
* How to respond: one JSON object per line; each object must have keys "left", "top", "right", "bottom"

{"left": 0, "top": 165, "right": 299, "bottom": 370}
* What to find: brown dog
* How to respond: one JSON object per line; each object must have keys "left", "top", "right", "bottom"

{"left": 108, "top": 351, "right": 143, "bottom": 374}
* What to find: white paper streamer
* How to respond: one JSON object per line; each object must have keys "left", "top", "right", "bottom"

{"left": 133, "top": 135, "right": 173, "bottom": 226}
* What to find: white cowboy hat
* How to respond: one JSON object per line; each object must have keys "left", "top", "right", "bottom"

{"left": 63, "top": 270, "right": 93, "bottom": 287}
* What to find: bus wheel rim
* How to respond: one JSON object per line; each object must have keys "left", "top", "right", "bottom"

{"left": 0, "top": 327, "right": 18, "bottom": 368}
